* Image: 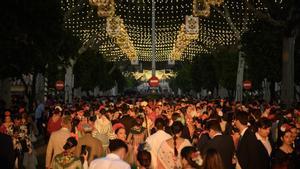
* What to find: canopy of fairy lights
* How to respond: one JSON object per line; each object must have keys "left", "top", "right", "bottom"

{"left": 60, "top": 0, "right": 268, "bottom": 62}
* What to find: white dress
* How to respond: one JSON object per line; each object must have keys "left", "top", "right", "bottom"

{"left": 157, "top": 139, "right": 192, "bottom": 169}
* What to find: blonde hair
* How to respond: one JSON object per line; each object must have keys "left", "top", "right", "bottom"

{"left": 61, "top": 115, "right": 71, "bottom": 126}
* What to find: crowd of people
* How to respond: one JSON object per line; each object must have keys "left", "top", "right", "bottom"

{"left": 0, "top": 96, "right": 300, "bottom": 169}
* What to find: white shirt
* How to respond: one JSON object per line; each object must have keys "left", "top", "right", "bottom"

{"left": 89, "top": 153, "right": 130, "bottom": 169}
{"left": 256, "top": 132, "right": 272, "bottom": 156}
{"left": 240, "top": 127, "right": 248, "bottom": 137}
{"left": 146, "top": 130, "right": 172, "bottom": 168}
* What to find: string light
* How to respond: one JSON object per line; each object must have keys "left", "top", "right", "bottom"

{"left": 60, "top": 0, "right": 272, "bottom": 62}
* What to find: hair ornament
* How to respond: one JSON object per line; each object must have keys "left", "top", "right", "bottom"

{"left": 138, "top": 142, "right": 151, "bottom": 152}
{"left": 191, "top": 151, "right": 202, "bottom": 166}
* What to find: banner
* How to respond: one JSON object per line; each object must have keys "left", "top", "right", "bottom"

{"left": 185, "top": 15, "right": 199, "bottom": 36}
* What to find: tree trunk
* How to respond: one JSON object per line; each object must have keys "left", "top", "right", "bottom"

{"left": 29, "top": 71, "right": 38, "bottom": 113}
{"left": 35, "top": 73, "right": 45, "bottom": 103}
{"left": 65, "top": 66, "right": 73, "bottom": 104}
{"left": 270, "top": 80, "right": 276, "bottom": 103}
{"left": 281, "top": 36, "right": 295, "bottom": 108}
{"left": 235, "top": 50, "right": 245, "bottom": 102}
{"left": 295, "top": 85, "right": 300, "bottom": 102}
{"left": 228, "top": 89, "right": 234, "bottom": 100}
{"left": 20, "top": 76, "right": 30, "bottom": 107}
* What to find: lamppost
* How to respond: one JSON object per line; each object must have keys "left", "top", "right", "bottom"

{"left": 151, "top": 0, "right": 156, "bottom": 77}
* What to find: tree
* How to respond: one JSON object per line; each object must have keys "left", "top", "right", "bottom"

{"left": 0, "top": 0, "right": 81, "bottom": 110}
{"left": 170, "top": 47, "right": 239, "bottom": 97}
{"left": 244, "top": 0, "right": 300, "bottom": 106}
{"left": 294, "top": 39, "right": 300, "bottom": 99}
{"left": 46, "top": 32, "right": 81, "bottom": 88}
{"left": 241, "top": 21, "right": 282, "bottom": 100}
{"left": 191, "top": 53, "right": 218, "bottom": 92}
{"left": 73, "top": 50, "right": 127, "bottom": 93}
{"left": 108, "top": 62, "right": 127, "bottom": 92}
{"left": 124, "top": 73, "right": 139, "bottom": 89}
{"left": 74, "top": 50, "right": 107, "bottom": 92}
{"left": 213, "top": 47, "right": 239, "bottom": 98}
{"left": 169, "top": 64, "right": 193, "bottom": 93}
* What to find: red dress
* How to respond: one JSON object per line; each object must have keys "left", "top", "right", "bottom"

{"left": 47, "top": 117, "right": 62, "bottom": 134}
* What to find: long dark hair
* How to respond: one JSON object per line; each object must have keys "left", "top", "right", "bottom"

{"left": 63, "top": 137, "right": 78, "bottom": 150}
{"left": 135, "top": 115, "right": 144, "bottom": 127}
{"left": 71, "top": 118, "right": 80, "bottom": 133}
{"left": 171, "top": 121, "right": 183, "bottom": 156}
{"left": 278, "top": 128, "right": 292, "bottom": 147}
{"left": 137, "top": 150, "right": 151, "bottom": 169}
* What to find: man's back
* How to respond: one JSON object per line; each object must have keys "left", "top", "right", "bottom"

{"left": 89, "top": 153, "right": 130, "bottom": 169}
{"left": 205, "top": 135, "right": 235, "bottom": 169}
{"left": 237, "top": 129, "right": 265, "bottom": 169}
{"left": 46, "top": 127, "right": 70, "bottom": 168}
{"left": 75, "top": 134, "right": 103, "bottom": 163}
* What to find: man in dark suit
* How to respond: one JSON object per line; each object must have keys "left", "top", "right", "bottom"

{"left": 204, "top": 119, "right": 235, "bottom": 169}
{"left": 234, "top": 111, "right": 266, "bottom": 169}
{"left": 0, "top": 133, "right": 15, "bottom": 169}
{"left": 255, "top": 118, "right": 273, "bottom": 169}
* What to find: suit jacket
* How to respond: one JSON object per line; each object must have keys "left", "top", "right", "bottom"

{"left": 75, "top": 133, "right": 103, "bottom": 164}
{"left": 197, "top": 132, "right": 210, "bottom": 154}
{"left": 204, "top": 134, "right": 235, "bottom": 169}
{"left": 237, "top": 129, "right": 267, "bottom": 169}
{"left": 257, "top": 140, "right": 271, "bottom": 169}
{"left": 0, "top": 133, "right": 15, "bottom": 169}
{"left": 46, "top": 127, "right": 70, "bottom": 168}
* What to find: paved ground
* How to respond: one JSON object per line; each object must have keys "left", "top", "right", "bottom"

{"left": 33, "top": 137, "right": 47, "bottom": 169}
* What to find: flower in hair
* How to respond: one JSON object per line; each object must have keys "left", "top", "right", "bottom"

{"left": 191, "top": 151, "right": 202, "bottom": 166}
{"left": 5, "top": 111, "right": 11, "bottom": 117}
{"left": 201, "top": 114, "right": 208, "bottom": 120}
{"left": 191, "top": 151, "right": 199, "bottom": 159}
{"left": 280, "top": 123, "right": 292, "bottom": 132}
{"left": 141, "top": 101, "right": 148, "bottom": 107}
{"left": 138, "top": 142, "right": 151, "bottom": 152}
{"left": 67, "top": 141, "right": 73, "bottom": 147}
{"left": 112, "top": 123, "right": 125, "bottom": 131}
